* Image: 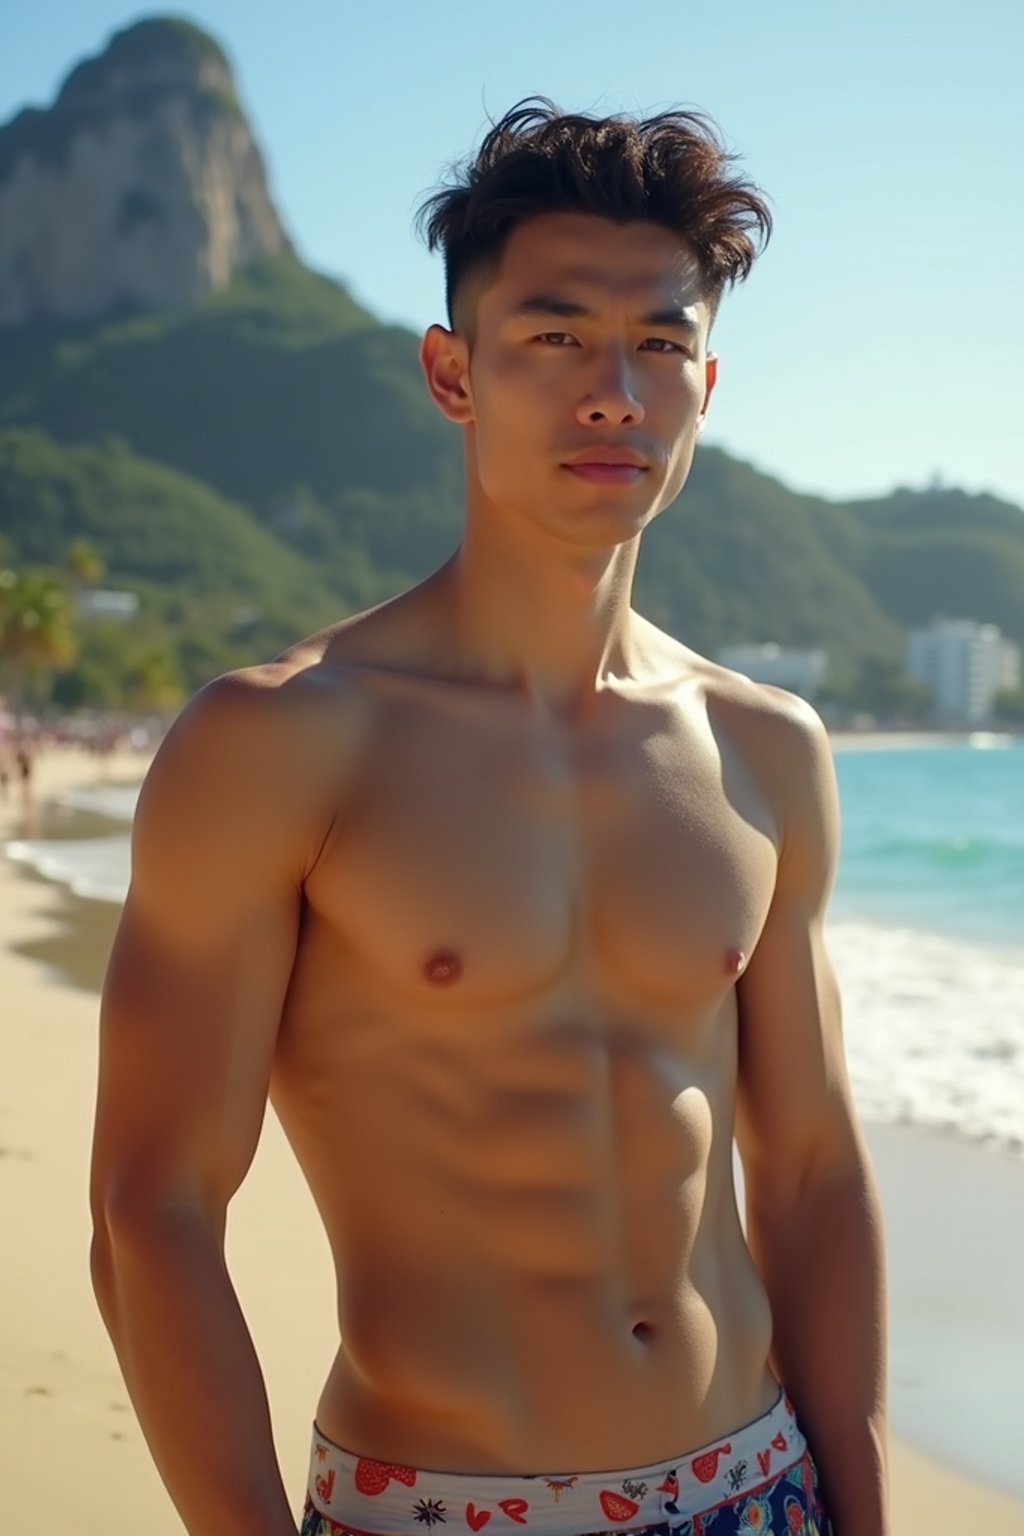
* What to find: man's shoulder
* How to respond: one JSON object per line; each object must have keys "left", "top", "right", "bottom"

{"left": 672, "top": 652, "right": 835, "bottom": 840}
{"left": 138, "top": 625, "right": 382, "bottom": 849}
{"left": 699, "top": 665, "right": 839, "bottom": 877}
{"left": 189, "top": 591, "right": 418, "bottom": 731}
{"left": 702, "top": 661, "right": 829, "bottom": 753}
{"left": 175, "top": 638, "right": 368, "bottom": 757}
{"left": 635, "top": 619, "right": 832, "bottom": 775}
{"left": 175, "top": 571, "right": 455, "bottom": 762}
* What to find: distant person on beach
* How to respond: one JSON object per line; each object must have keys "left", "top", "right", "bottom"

{"left": 90, "top": 100, "right": 887, "bottom": 1536}
{"left": 14, "top": 739, "right": 34, "bottom": 810}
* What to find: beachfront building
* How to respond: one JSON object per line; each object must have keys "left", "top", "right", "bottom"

{"left": 906, "top": 618, "right": 1021, "bottom": 724}
{"left": 76, "top": 589, "right": 139, "bottom": 621}
{"left": 716, "top": 642, "right": 828, "bottom": 701}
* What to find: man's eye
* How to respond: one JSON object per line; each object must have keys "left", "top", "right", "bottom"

{"left": 641, "top": 337, "right": 685, "bottom": 354}
{"left": 536, "top": 331, "right": 576, "bottom": 346}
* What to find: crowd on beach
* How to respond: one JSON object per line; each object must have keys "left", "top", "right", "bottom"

{"left": 0, "top": 713, "right": 163, "bottom": 832}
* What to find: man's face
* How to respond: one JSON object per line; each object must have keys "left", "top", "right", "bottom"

{"left": 422, "top": 211, "right": 718, "bottom": 550}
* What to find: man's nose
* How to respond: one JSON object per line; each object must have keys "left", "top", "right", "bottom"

{"left": 576, "top": 350, "right": 645, "bottom": 427}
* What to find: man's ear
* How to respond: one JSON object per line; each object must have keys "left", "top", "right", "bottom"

{"left": 695, "top": 352, "right": 719, "bottom": 434}
{"left": 419, "top": 325, "right": 473, "bottom": 424}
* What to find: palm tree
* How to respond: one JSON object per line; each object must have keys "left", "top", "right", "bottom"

{"left": 121, "top": 646, "right": 185, "bottom": 713}
{"left": 0, "top": 568, "right": 79, "bottom": 716}
{"left": 66, "top": 538, "right": 106, "bottom": 592}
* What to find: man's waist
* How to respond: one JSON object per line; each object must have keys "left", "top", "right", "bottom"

{"left": 317, "top": 1338, "right": 779, "bottom": 1479}
{"left": 304, "top": 1384, "right": 811, "bottom": 1536}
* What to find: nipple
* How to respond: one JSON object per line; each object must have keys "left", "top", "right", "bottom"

{"left": 724, "top": 947, "right": 747, "bottom": 977}
{"left": 423, "top": 948, "right": 463, "bottom": 985}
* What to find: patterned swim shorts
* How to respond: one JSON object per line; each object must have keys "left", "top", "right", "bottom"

{"left": 300, "top": 1387, "right": 831, "bottom": 1535}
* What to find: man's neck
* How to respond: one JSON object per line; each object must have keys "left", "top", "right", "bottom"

{"left": 433, "top": 520, "right": 646, "bottom": 720}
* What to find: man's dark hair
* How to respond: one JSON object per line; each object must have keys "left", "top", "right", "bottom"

{"left": 415, "top": 97, "right": 773, "bottom": 338}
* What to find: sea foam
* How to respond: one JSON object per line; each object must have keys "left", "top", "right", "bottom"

{"left": 830, "top": 920, "right": 1024, "bottom": 1158}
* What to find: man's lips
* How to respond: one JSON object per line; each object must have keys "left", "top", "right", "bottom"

{"left": 561, "top": 445, "right": 650, "bottom": 484}
{"left": 563, "top": 446, "right": 648, "bottom": 467}
{"left": 562, "top": 463, "right": 647, "bottom": 484}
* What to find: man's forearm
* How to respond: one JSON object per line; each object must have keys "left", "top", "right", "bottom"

{"left": 92, "top": 1202, "right": 299, "bottom": 1536}
{"left": 746, "top": 1152, "right": 889, "bottom": 1536}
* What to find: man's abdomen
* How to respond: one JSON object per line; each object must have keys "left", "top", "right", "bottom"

{"left": 272, "top": 936, "right": 775, "bottom": 1474}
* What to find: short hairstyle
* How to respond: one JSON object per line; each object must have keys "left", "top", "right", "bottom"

{"left": 415, "top": 97, "right": 773, "bottom": 337}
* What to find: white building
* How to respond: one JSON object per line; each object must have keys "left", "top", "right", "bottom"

{"left": 906, "top": 618, "right": 1020, "bottom": 723}
{"left": 716, "top": 642, "right": 828, "bottom": 700}
{"left": 76, "top": 589, "right": 139, "bottom": 620}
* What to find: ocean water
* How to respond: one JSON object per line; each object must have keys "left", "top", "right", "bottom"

{"left": 5, "top": 739, "right": 1024, "bottom": 1157}
{"left": 829, "top": 738, "right": 1024, "bottom": 1158}
{"left": 831, "top": 737, "right": 1023, "bottom": 947}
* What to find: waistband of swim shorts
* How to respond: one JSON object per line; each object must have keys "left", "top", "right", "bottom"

{"left": 306, "top": 1387, "right": 807, "bottom": 1536}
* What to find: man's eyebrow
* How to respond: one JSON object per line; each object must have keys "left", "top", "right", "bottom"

{"left": 507, "top": 294, "right": 700, "bottom": 334}
{"left": 641, "top": 306, "right": 700, "bottom": 334}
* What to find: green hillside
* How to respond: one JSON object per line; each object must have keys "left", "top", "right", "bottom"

{"left": 840, "top": 490, "right": 1024, "bottom": 646}
{"left": 638, "top": 451, "right": 901, "bottom": 676}
{"left": 1, "top": 255, "right": 1022, "bottom": 710}
{"left": 0, "top": 426, "right": 340, "bottom": 688}
{"left": 0, "top": 254, "right": 462, "bottom": 522}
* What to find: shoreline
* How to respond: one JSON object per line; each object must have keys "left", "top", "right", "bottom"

{"left": 828, "top": 726, "right": 1022, "bottom": 751}
{"left": 2, "top": 748, "right": 1023, "bottom": 1533}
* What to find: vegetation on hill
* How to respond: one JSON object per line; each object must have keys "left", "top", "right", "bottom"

{"left": 638, "top": 451, "right": 901, "bottom": 680}
{"left": 0, "top": 254, "right": 1021, "bottom": 720}
{"left": 0, "top": 254, "right": 456, "bottom": 523}
{"left": 838, "top": 490, "right": 1024, "bottom": 646}
{"left": 0, "top": 428, "right": 339, "bottom": 702}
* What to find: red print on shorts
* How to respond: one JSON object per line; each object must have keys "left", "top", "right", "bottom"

{"left": 315, "top": 1468, "right": 336, "bottom": 1504}
{"left": 599, "top": 1491, "right": 641, "bottom": 1522}
{"left": 498, "top": 1498, "right": 529, "bottom": 1524}
{"left": 691, "top": 1444, "right": 732, "bottom": 1483}
{"left": 465, "top": 1504, "right": 492, "bottom": 1531}
{"left": 771, "top": 1432, "right": 788, "bottom": 1452}
{"left": 354, "top": 1458, "right": 418, "bottom": 1495}
{"left": 785, "top": 1496, "right": 806, "bottom": 1533}
{"left": 757, "top": 1449, "right": 772, "bottom": 1477}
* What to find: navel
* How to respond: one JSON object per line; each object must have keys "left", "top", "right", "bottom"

{"left": 724, "top": 947, "right": 747, "bottom": 977}
{"left": 423, "top": 948, "right": 463, "bottom": 985}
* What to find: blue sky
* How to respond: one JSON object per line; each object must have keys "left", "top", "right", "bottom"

{"left": 5, "top": 0, "right": 1023, "bottom": 508}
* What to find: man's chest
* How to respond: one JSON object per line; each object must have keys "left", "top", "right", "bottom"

{"left": 304, "top": 694, "right": 780, "bottom": 1009}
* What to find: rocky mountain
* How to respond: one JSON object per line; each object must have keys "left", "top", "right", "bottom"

{"left": 0, "top": 17, "right": 293, "bottom": 327}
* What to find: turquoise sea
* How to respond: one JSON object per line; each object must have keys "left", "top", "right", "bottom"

{"left": 827, "top": 738, "right": 1024, "bottom": 1159}
{"left": 832, "top": 738, "right": 1024, "bottom": 947}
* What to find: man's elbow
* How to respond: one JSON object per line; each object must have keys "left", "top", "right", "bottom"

{"left": 89, "top": 1216, "right": 123, "bottom": 1342}
{"left": 745, "top": 1122, "right": 877, "bottom": 1230}
{"left": 89, "top": 1167, "right": 225, "bottom": 1297}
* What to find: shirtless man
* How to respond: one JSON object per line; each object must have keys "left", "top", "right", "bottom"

{"left": 89, "top": 100, "right": 888, "bottom": 1536}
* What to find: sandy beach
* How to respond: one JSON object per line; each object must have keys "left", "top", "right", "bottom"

{"left": 2, "top": 747, "right": 1023, "bottom": 1534}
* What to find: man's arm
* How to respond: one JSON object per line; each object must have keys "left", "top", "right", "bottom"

{"left": 90, "top": 669, "right": 330, "bottom": 1536}
{"left": 733, "top": 696, "right": 889, "bottom": 1536}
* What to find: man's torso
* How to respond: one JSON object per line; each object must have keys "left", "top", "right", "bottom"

{"left": 263, "top": 596, "right": 788, "bottom": 1473}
